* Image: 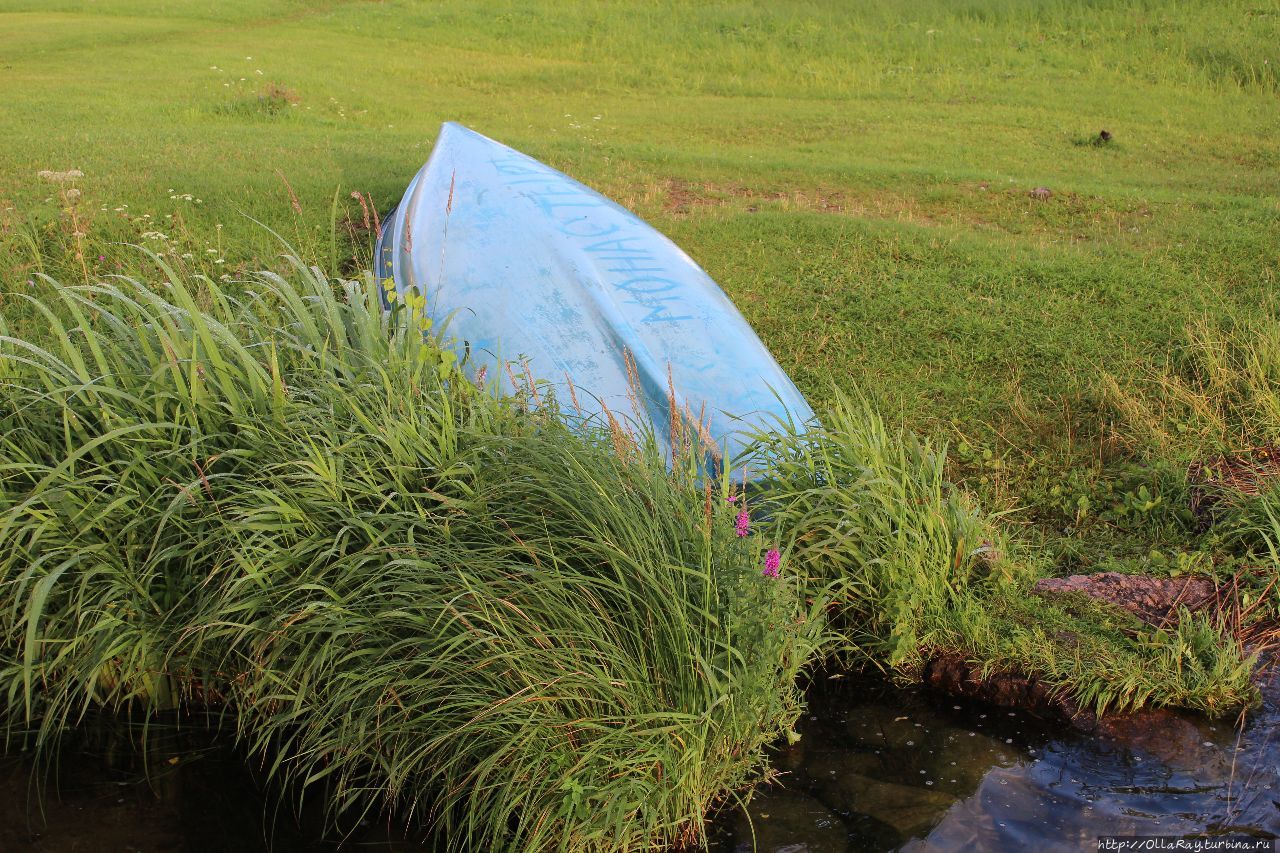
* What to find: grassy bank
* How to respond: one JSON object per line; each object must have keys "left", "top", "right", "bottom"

{"left": 3, "top": 0, "right": 1279, "bottom": 847}
{"left": 750, "top": 397, "right": 1260, "bottom": 717}
{"left": 3, "top": 0, "right": 1277, "bottom": 436}
{"left": 0, "top": 262, "right": 826, "bottom": 849}
{"left": 1, "top": 250, "right": 1267, "bottom": 850}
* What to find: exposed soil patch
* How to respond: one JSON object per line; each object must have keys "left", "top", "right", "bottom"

{"left": 655, "top": 177, "right": 1158, "bottom": 248}
{"left": 660, "top": 177, "right": 938, "bottom": 223}
{"left": 662, "top": 178, "right": 790, "bottom": 215}
{"left": 920, "top": 650, "right": 1218, "bottom": 739}
{"left": 1189, "top": 443, "right": 1280, "bottom": 528}
{"left": 662, "top": 178, "right": 700, "bottom": 214}
{"left": 1033, "top": 571, "right": 1217, "bottom": 627}
{"left": 921, "top": 651, "right": 1068, "bottom": 718}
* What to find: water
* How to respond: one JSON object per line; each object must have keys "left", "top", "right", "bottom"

{"left": 709, "top": 671, "right": 1280, "bottom": 851}
{"left": 3, "top": 674, "right": 1278, "bottom": 852}
{"left": 0, "top": 722, "right": 421, "bottom": 853}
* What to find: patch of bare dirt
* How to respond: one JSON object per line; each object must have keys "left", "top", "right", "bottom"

{"left": 920, "top": 650, "right": 1225, "bottom": 740}
{"left": 660, "top": 178, "right": 940, "bottom": 223}
{"left": 921, "top": 652, "right": 1068, "bottom": 718}
{"left": 1033, "top": 571, "right": 1218, "bottom": 627}
{"left": 1189, "top": 443, "right": 1280, "bottom": 529}
{"left": 1033, "top": 568, "right": 1279, "bottom": 662}
{"left": 654, "top": 178, "right": 1157, "bottom": 248}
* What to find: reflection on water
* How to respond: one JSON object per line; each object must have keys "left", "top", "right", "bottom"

{"left": 3, "top": 674, "right": 1278, "bottom": 852}
{"left": 0, "top": 720, "right": 418, "bottom": 852}
{"left": 710, "top": 671, "right": 1280, "bottom": 851}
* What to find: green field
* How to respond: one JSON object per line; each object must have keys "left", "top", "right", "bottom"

{"left": 2, "top": 0, "right": 1279, "bottom": 848}
{"left": 5, "top": 0, "right": 1277, "bottom": 438}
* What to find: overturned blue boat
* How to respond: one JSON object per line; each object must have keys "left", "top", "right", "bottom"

{"left": 376, "top": 122, "right": 813, "bottom": 463}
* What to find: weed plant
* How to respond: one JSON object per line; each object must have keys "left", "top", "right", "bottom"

{"left": 1103, "top": 314, "right": 1280, "bottom": 651}
{"left": 0, "top": 257, "right": 823, "bottom": 850}
{"left": 747, "top": 396, "right": 1258, "bottom": 715}
{"left": 1105, "top": 313, "right": 1280, "bottom": 461}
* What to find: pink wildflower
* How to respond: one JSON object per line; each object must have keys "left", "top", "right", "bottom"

{"left": 763, "top": 548, "right": 781, "bottom": 578}
{"left": 734, "top": 510, "right": 750, "bottom": 537}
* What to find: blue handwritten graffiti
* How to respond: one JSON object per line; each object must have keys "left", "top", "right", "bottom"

{"left": 489, "top": 155, "right": 694, "bottom": 325}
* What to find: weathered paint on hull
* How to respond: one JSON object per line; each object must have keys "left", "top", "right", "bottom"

{"left": 376, "top": 122, "right": 813, "bottom": 463}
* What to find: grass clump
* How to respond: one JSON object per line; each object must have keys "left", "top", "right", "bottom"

{"left": 932, "top": 592, "right": 1258, "bottom": 717}
{"left": 1104, "top": 312, "right": 1280, "bottom": 554}
{"left": 1105, "top": 312, "right": 1280, "bottom": 461}
{"left": 1100, "top": 313, "right": 1280, "bottom": 656}
{"left": 747, "top": 395, "right": 999, "bottom": 669}
{"left": 0, "top": 257, "right": 823, "bottom": 850}
{"left": 748, "top": 396, "right": 1258, "bottom": 716}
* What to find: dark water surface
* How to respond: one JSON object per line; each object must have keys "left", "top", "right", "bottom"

{"left": 710, "top": 672, "right": 1280, "bottom": 851}
{"left": 3, "top": 673, "right": 1278, "bottom": 852}
{"left": 0, "top": 721, "right": 419, "bottom": 853}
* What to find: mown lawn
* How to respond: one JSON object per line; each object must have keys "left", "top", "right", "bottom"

{"left": 1, "top": 0, "right": 1277, "bottom": 581}
{"left": 3, "top": 3, "right": 1279, "bottom": 847}
{"left": 2, "top": 1, "right": 1280, "bottom": 604}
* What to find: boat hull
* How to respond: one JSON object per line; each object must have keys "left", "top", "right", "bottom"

{"left": 376, "top": 122, "right": 813, "bottom": 463}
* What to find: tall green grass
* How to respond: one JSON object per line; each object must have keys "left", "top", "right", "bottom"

{"left": 0, "top": 247, "right": 1265, "bottom": 849}
{"left": 746, "top": 396, "right": 997, "bottom": 668}
{"left": 1101, "top": 313, "right": 1280, "bottom": 659}
{"left": 748, "top": 397, "right": 1258, "bottom": 715}
{"left": 0, "top": 256, "right": 823, "bottom": 850}
{"left": 1103, "top": 311, "right": 1280, "bottom": 555}
{"left": 1105, "top": 312, "right": 1280, "bottom": 460}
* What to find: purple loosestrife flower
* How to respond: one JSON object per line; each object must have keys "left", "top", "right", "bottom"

{"left": 763, "top": 548, "right": 781, "bottom": 578}
{"left": 735, "top": 510, "right": 750, "bottom": 537}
